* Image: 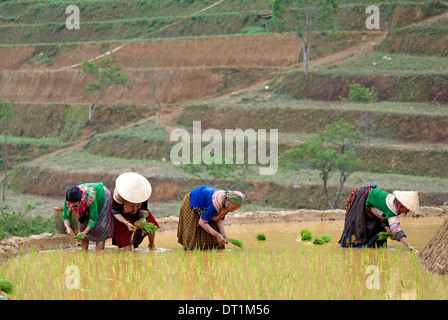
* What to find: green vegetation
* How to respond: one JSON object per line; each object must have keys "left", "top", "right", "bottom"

{"left": 378, "top": 231, "right": 393, "bottom": 240}
{"left": 282, "top": 119, "right": 363, "bottom": 209}
{"left": 313, "top": 234, "right": 332, "bottom": 244}
{"left": 74, "top": 233, "right": 86, "bottom": 240}
{"left": 316, "top": 52, "right": 448, "bottom": 75}
{"left": 131, "top": 212, "right": 159, "bottom": 243}
{"left": 300, "top": 228, "right": 313, "bottom": 241}
{"left": 82, "top": 54, "right": 133, "bottom": 122}
{"left": 256, "top": 233, "right": 266, "bottom": 240}
{"left": 346, "top": 83, "right": 378, "bottom": 103}
{"left": 0, "top": 210, "right": 55, "bottom": 240}
{"left": 0, "top": 279, "right": 14, "bottom": 295}
{"left": 0, "top": 0, "right": 447, "bottom": 234}
{"left": 228, "top": 238, "right": 244, "bottom": 248}
{"left": 0, "top": 0, "right": 444, "bottom": 45}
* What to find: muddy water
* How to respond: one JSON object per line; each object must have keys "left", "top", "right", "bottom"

{"left": 1, "top": 217, "right": 447, "bottom": 300}
{"left": 155, "top": 216, "right": 445, "bottom": 251}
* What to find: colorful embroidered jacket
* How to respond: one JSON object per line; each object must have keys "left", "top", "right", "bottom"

{"left": 365, "top": 188, "right": 405, "bottom": 240}
{"left": 62, "top": 182, "right": 105, "bottom": 229}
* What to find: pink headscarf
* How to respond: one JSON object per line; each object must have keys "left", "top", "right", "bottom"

{"left": 67, "top": 187, "right": 88, "bottom": 214}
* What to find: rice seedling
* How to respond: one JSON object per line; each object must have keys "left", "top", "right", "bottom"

{"left": 74, "top": 233, "right": 86, "bottom": 240}
{"left": 256, "top": 233, "right": 266, "bottom": 241}
{"left": 228, "top": 238, "right": 243, "bottom": 249}
{"left": 313, "top": 234, "right": 332, "bottom": 245}
{"left": 130, "top": 213, "right": 158, "bottom": 243}
{"left": 300, "top": 228, "right": 313, "bottom": 241}
{"left": 1, "top": 218, "right": 447, "bottom": 300}
{"left": 0, "top": 279, "right": 14, "bottom": 295}
{"left": 378, "top": 231, "right": 393, "bottom": 240}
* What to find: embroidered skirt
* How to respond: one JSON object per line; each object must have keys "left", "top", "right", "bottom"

{"left": 79, "top": 186, "right": 114, "bottom": 242}
{"left": 177, "top": 192, "right": 224, "bottom": 250}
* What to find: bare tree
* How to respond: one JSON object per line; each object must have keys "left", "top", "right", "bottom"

{"left": 271, "top": 0, "right": 339, "bottom": 75}
{"left": 143, "top": 68, "right": 176, "bottom": 128}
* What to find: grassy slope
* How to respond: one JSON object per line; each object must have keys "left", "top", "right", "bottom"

{"left": 1, "top": 0, "right": 447, "bottom": 215}
{"left": 0, "top": 0, "right": 445, "bottom": 45}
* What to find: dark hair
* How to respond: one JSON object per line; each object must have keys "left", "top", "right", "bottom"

{"left": 65, "top": 186, "right": 82, "bottom": 203}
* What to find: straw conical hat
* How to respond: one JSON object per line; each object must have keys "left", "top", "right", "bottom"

{"left": 115, "top": 172, "right": 152, "bottom": 203}
{"left": 393, "top": 190, "right": 420, "bottom": 214}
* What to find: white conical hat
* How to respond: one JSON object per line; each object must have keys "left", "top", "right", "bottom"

{"left": 115, "top": 172, "right": 152, "bottom": 203}
{"left": 393, "top": 190, "right": 420, "bottom": 214}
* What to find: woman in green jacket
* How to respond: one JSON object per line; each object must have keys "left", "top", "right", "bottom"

{"left": 63, "top": 182, "right": 113, "bottom": 251}
{"left": 339, "top": 184, "right": 420, "bottom": 250}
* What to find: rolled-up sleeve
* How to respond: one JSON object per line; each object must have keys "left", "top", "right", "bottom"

{"left": 388, "top": 216, "right": 406, "bottom": 241}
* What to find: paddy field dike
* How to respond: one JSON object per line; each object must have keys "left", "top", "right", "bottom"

{"left": 1, "top": 0, "right": 448, "bottom": 298}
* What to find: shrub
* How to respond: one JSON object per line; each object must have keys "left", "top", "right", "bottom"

{"left": 0, "top": 210, "right": 55, "bottom": 240}
{"left": 347, "top": 82, "right": 378, "bottom": 102}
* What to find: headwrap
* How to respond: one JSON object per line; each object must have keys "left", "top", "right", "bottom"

{"left": 65, "top": 186, "right": 82, "bottom": 203}
{"left": 66, "top": 185, "right": 95, "bottom": 215}
{"left": 225, "top": 191, "right": 246, "bottom": 206}
{"left": 393, "top": 197, "right": 406, "bottom": 216}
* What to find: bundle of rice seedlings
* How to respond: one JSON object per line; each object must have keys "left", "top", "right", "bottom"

{"left": 256, "top": 233, "right": 266, "bottom": 241}
{"left": 378, "top": 232, "right": 393, "bottom": 240}
{"left": 313, "top": 234, "right": 332, "bottom": 245}
{"left": 134, "top": 213, "right": 158, "bottom": 233}
{"left": 130, "top": 213, "right": 158, "bottom": 243}
{"left": 228, "top": 238, "right": 243, "bottom": 249}
{"left": 0, "top": 279, "right": 14, "bottom": 294}
{"left": 300, "top": 228, "right": 313, "bottom": 241}
{"left": 74, "top": 233, "right": 86, "bottom": 240}
{"left": 320, "top": 234, "right": 332, "bottom": 243}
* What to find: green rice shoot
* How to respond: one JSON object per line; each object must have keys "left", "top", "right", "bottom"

{"left": 130, "top": 212, "right": 158, "bottom": 244}
{"left": 140, "top": 222, "right": 158, "bottom": 234}
{"left": 378, "top": 231, "right": 393, "bottom": 240}
{"left": 0, "top": 279, "right": 14, "bottom": 294}
{"left": 228, "top": 238, "right": 243, "bottom": 249}
{"left": 256, "top": 233, "right": 266, "bottom": 241}
{"left": 300, "top": 228, "right": 313, "bottom": 241}
{"left": 74, "top": 233, "right": 86, "bottom": 240}
{"left": 313, "top": 234, "right": 332, "bottom": 245}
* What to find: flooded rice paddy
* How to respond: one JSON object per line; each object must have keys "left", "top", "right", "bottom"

{"left": 1, "top": 217, "right": 448, "bottom": 300}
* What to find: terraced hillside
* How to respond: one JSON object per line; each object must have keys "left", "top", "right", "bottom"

{"left": 0, "top": 0, "right": 447, "bottom": 217}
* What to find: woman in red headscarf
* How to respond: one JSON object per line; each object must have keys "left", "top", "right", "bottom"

{"left": 63, "top": 182, "right": 114, "bottom": 251}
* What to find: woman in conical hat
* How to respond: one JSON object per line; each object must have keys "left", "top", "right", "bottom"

{"left": 111, "top": 172, "right": 159, "bottom": 251}
{"left": 177, "top": 185, "right": 245, "bottom": 250}
{"left": 339, "top": 184, "right": 419, "bottom": 251}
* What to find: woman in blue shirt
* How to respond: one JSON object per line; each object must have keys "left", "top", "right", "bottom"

{"left": 177, "top": 185, "right": 245, "bottom": 250}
